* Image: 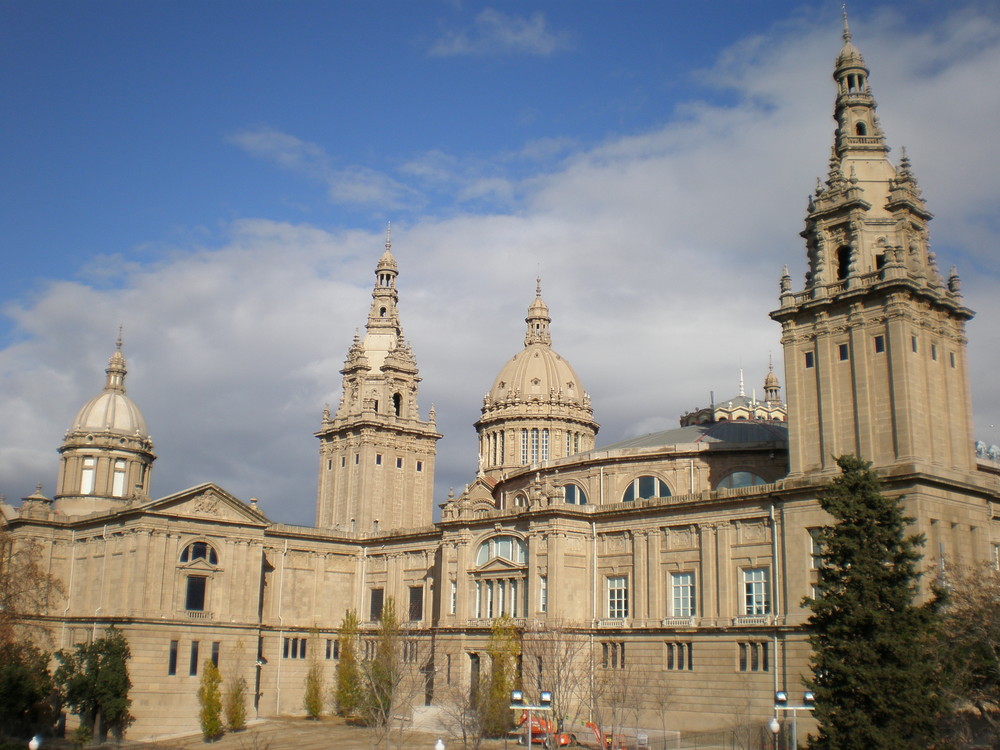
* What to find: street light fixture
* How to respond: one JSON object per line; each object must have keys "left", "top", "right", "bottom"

{"left": 772, "top": 691, "right": 815, "bottom": 749}
{"left": 511, "top": 689, "right": 553, "bottom": 748}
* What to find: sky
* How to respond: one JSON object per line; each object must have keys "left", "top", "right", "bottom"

{"left": 2, "top": 1, "right": 1000, "bottom": 527}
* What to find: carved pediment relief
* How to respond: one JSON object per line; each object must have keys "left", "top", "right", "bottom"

{"left": 146, "top": 484, "right": 268, "bottom": 526}
{"left": 476, "top": 557, "right": 525, "bottom": 574}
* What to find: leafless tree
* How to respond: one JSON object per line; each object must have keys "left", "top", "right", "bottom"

{"left": 521, "top": 625, "right": 591, "bottom": 735}
{"left": 0, "top": 527, "right": 63, "bottom": 647}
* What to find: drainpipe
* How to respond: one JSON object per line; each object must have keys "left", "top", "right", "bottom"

{"left": 770, "top": 503, "right": 779, "bottom": 703}
{"left": 275, "top": 540, "right": 288, "bottom": 715}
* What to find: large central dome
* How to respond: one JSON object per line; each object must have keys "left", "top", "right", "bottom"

{"left": 476, "top": 281, "right": 598, "bottom": 476}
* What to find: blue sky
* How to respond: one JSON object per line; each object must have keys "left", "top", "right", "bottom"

{"left": 2, "top": 1, "right": 999, "bottom": 525}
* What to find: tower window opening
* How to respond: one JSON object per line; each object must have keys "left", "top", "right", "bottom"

{"left": 379, "top": 307, "right": 387, "bottom": 317}
{"left": 80, "top": 457, "right": 96, "bottom": 495}
{"left": 838, "top": 344, "right": 849, "bottom": 361}
{"left": 804, "top": 351, "right": 815, "bottom": 369}
{"left": 875, "top": 253, "right": 885, "bottom": 270}
{"left": 393, "top": 392, "right": 402, "bottom": 416}
{"left": 836, "top": 245, "right": 851, "bottom": 280}
{"left": 855, "top": 122, "right": 867, "bottom": 136}
{"left": 112, "top": 458, "right": 127, "bottom": 497}
{"left": 874, "top": 336, "right": 886, "bottom": 354}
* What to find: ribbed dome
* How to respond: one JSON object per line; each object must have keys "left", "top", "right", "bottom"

{"left": 69, "top": 345, "right": 149, "bottom": 438}
{"left": 487, "top": 343, "right": 585, "bottom": 406}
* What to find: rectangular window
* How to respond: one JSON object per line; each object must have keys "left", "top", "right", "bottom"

{"left": 950, "top": 352, "right": 956, "bottom": 368}
{"left": 283, "top": 637, "right": 290, "bottom": 658}
{"left": 189, "top": 641, "right": 200, "bottom": 676}
{"left": 396, "top": 457, "right": 403, "bottom": 469}
{"left": 80, "top": 457, "right": 96, "bottom": 495}
{"left": 912, "top": 336, "right": 918, "bottom": 353}
{"left": 809, "top": 529, "right": 823, "bottom": 570}
{"left": 112, "top": 459, "right": 127, "bottom": 497}
{"left": 185, "top": 576, "right": 207, "bottom": 611}
{"left": 416, "top": 461, "right": 423, "bottom": 472}
{"left": 738, "top": 641, "right": 770, "bottom": 672}
{"left": 510, "top": 579, "right": 518, "bottom": 617}
{"left": 838, "top": 343, "right": 849, "bottom": 361}
{"left": 671, "top": 572, "right": 696, "bottom": 618}
{"left": 168, "top": 640, "right": 178, "bottom": 675}
{"left": 607, "top": 576, "right": 629, "bottom": 619}
{"left": 375, "top": 454, "right": 382, "bottom": 465}
{"left": 665, "top": 642, "right": 693, "bottom": 671}
{"left": 327, "top": 459, "right": 332, "bottom": 470}
{"left": 475, "top": 580, "right": 482, "bottom": 618}
{"left": 742, "top": 568, "right": 770, "bottom": 615}
{"left": 487, "top": 581, "right": 494, "bottom": 618}
{"left": 341, "top": 456, "right": 346, "bottom": 468}
{"left": 932, "top": 343, "right": 938, "bottom": 361}
{"left": 211, "top": 641, "right": 220, "bottom": 667}
{"left": 408, "top": 586, "right": 424, "bottom": 622}
{"left": 326, "top": 639, "right": 332, "bottom": 659}
{"left": 539, "top": 576, "right": 547, "bottom": 613}
{"left": 804, "top": 351, "right": 815, "bottom": 368}
{"left": 370, "top": 588, "right": 384, "bottom": 622}
{"left": 450, "top": 580, "right": 457, "bottom": 615}
{"left": 541, "top": 429, "right": 549, "bottom": 461}
{"left": 874, "top": 335, "right": 885, "bottom": 353}
{"left": 531, "top": 428, "right": 539, "bottom": 463}
{"left": 521, "top": 429, "right": 529, "bottom": 464}
{"left": 601, "top": 641, "right": 626, "bottom": 669}
{"left": 354, "top": 453, "right": 359, "bottom": 464}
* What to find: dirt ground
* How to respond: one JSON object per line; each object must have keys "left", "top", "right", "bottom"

{"left": 144, "top": 716, "right": 551, "bottom": 750}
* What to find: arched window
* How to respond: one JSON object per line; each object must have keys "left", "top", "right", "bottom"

{"left": 715, "top": 471, "right": 767, "bottom": 490}
{"left": 622, "top": 476, "right": 670, "bottom": 502}
{"left": 476, "top": 535, "right": 527, "bottom": 566}
{"left": 379, "top": 306, "right": 387, "bottom": 316}
{"left": 180, "top": 541, "right": 219, "bottom": 566}
{"left": 855, "top": 122, "right": 867, "bottom": 136}
{"left": 513, "top": 493, "right": 527, "bottom": 508}
{"left": 563, "top": 484, "right": 588, "bottom": 505}
{"left": 393, "top": 392, "right": 402, "bottom": 416}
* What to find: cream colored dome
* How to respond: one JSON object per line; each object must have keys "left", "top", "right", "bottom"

{"left": 488, "top": 344, "right": 585, "bottom": 405}
{"left": 69, "top": 346, "right": 149, "bottom": 438}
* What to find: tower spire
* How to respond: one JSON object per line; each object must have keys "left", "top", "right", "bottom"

{"left": 524, "top": 277, "right": 552, "bottom": 347}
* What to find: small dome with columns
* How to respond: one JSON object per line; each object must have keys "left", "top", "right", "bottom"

{"left": 69, "top": 339, "right": 149, "bottom": 439}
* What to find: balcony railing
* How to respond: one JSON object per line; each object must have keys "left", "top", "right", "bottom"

{"left": 185, "top": 610, "right": 212, "bottom": 620}
{"left": 733, "top": 614, "right": 773, "bottom": 627}
{"left": 661, "top": 616, "right": 696, "bottom": 628}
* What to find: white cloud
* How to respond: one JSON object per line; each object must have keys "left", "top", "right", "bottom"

{"left": 429, "top": 8, "right": 572, "bottom": 58}
{"left": 2, "top": 9, "right": 999, "bottom": 525}
{"left": 230, "top": 127, "right": 421, "bottom": 210}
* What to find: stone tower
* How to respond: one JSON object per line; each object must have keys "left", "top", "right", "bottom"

{"left": 475, "top": 279, "right": 598, "bottom": 477}
{"left": 771, "top": 14, "right": 975, "bottom": 478}
{"left": 315, "top": 228, "right": 441, "bottom": 532}
{"left": 54, "top": 336, "right": 155, "bottom": 515}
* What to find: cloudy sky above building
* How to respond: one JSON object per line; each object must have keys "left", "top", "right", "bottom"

{"left": 2, "top": 1, "right": 999, "bottom": 526}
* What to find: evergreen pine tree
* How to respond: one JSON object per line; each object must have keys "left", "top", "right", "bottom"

{"left": 334, "top": 609, "right": 362, "bottom": 718}
{"left": 805, "top": 455, "right": 941, "bottom": 750}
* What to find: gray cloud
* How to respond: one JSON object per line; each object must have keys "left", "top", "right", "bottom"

{"left": 2, "top": 10, "right": 999, "bottom": 526}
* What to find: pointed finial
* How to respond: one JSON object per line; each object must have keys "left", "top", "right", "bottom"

{"left": 842, "top": 5, "right": 852, "bottom": 44}
{"left": 769, "top": 352, "right": 774, "bottom": 372}
{"left": 116, "top": 326, "right": 123, "bottom": 351}
{"left": 739, "top": 368, "right": 745, "bottom": 397}
{"left": 535, "top": 276, "right": 542, "bottom": 298}
{"left": 385, "top": 221, "right": 391, "bottom": 250}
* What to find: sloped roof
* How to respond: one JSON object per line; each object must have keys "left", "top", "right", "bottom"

{"left": 599, "top": 420, "right": 788, "bottom": 452}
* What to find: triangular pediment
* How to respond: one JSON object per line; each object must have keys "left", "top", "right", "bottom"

{"left": 141, "top": 483, "right": 270, "bottom": 526}
{"left": 477, "top": 557, "right": 525, "bottom": 573}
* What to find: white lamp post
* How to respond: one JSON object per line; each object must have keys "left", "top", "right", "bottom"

{"left": 773, "top": 691, "right": 814, "bottom": 749}
{"left": 768, "top": 717, "right": 780, "bottom": 749}
{"left": 28, "top": 737, "right": 41, "bottom": 750}
{"left": 434, "top": 740, "right": 445, "bottom": 750}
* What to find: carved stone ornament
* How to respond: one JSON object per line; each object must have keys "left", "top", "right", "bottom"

{"left": 191, "top": 492, "right": 221, "bottom": 516}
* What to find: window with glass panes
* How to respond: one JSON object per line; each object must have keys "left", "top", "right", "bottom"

{"left": 742, "top": 568, "right": 770, "bottom": 615}
{"left": 671, "top": 572, "right": 695, "bottom": 617}
{"left": 607, "top": 576, "right": 629, "bottom": 618}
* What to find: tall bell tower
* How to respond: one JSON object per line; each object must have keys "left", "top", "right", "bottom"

{"left": 315, "top": 227, "right": 441, "bottom": 532}
{"left": 771, "top": 14, "right": 975, "bottom": 479}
